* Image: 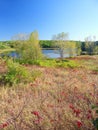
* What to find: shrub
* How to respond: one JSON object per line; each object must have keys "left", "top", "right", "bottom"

{"left": 38, "top": 59, "right": 57, "bottom": 67}
{"left": 15, "top": 58, "right": 79, "bottom": 69}
{"left": 0, "top": 59, "right": 41, "bottom": 85}
{"left": 14, "top": 31, "right": 43, "bottom": 62}
{"left": 29, "top": 59, "right": 79, "bottom": 68}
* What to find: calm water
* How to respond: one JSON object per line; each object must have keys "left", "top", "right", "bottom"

{"left": 42, "top": 49, "right": 70, "bottom": 58}
{"left": 6, "top": 49, "right": 72, "bottom": 58}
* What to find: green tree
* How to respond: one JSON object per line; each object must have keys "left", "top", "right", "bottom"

{"left": 75, "top": 41, "right": 82, "bottom": 55}
{"left": 52, "top": 32, "right": 69, "bottom": 59}
{"left": 68, "top": 41, "right": 77, "bottom": 57}
{"left": 14, "top": 31, "right": 42, "bottom": 61}
{"left": 94, "top": 46, "right": 98, "bottom": 54}
{"left": 28, "top": 31, "right": 42, "bottom": 60}
{"left": 52, "top": 32, "right": 77, "bottom": 58}
{"left": 39, "top": 40, "right": 54, "bottom": 48}
{"left": 85, "top": 36, "right": 96, "bottom": 55}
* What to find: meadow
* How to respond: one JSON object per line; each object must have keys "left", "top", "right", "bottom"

{"left": 0, "top": 55, "right": 98, "bottom": 130}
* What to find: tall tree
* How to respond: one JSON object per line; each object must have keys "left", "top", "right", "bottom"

{"left": 68, "top": 41, "right": 77, "bottom": 57}
{"left": 14, "top": 31, "right": 42, "bottom": 61}
{"left": 52, "top": 32, "right": 69, "bottom": 59}
{"left": 52, "top": 32, "right": 76, "bottom": 58}
{"left": 85, "top": 36, "right": 96, "bottom": 55}
{"left": 28, "top": 31, "right": 42, "bottom": 60}
{"left": 75, "top": 41, "right": 82, "bottom": 56}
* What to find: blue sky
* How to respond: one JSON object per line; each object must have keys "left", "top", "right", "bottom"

{"left": 0, "top": 0, "right": 98, "bottom": 41}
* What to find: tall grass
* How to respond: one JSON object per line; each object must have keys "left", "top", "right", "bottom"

{"left": 0, "top": 56, "right": 98, "bottom": 130}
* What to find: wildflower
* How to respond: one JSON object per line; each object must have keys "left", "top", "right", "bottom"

{"left": 33, "top": 117, "right": 43, "bottom": 124}
{"left": 0, "top": 122, "right": 9, "bottom": 129}
{"left": 69, "top": 104, "right": 74, "bottom": 109}
{"left": 2, "top": 123, "right": 8, "bottom": 128}
{"left": 88, "top": 109, "right": 92, "bottom": 113}
{"left": 87, "top": 114, "right": 92, "bottom": 119}
{"left": 32, "top": 111, "right": 43, "bottom": 124}
{"left": 74, "top": 109, "right": 81, "bottom": 117}
{"left": 76, "top": 121, "right": 82, "bottom": 128}
{"left": 34, "top": 119, "right": 40, "bottom": 124}
{"left": 31, "top": 111, "right": 40, "bottom": 117}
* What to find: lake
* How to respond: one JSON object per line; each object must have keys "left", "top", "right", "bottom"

{"left": 5, "top": 49, "right": 74, "bottom": 58}
{"left": 42, "top": 49, "right": 70, "bottom": 58}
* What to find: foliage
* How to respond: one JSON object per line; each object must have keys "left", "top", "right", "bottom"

{"left": 39, "top": 40, "right": 54, "bottom": 48}
{"left": 0, "top": 49, "right": 15, "bottom": 55}
{"left": 0, "top": 42, "right": 15, "bottom": 56}
{"left": 75, "top": 41, "right": 82, "bottom": 55}
{"left": 0, "top": 42, "right": 9, "bottom": 49}
{"left": 0, "top": 59, "right": 41, "bottom": 85}
{"left": 32, "top": 59, "right": 80, "bottom": 68}
{"left": 52, "top": 32, "right": 69, "bottom": 59}
{"left": 67, "top": 41, "right": 77, "bottom": 57}
{"left": 1, "top": 38, "right": 98, "bottom": 57}
{"left": 52, "top": 32, "right": 78, "bottom": 58}
{"left": 28, "top": 31, "right": 43, "bottom": 60}
{"left": 94, "top": 46, "right": 98, "bottom": 54}
{"left": 13, "top": 31, "right": 43, "bottom": 61}
{"left": 81, "top": 42, "right": 86, "bottom": 52}
{"left": 85, "top": 36, "right": 96, "bottom": 55}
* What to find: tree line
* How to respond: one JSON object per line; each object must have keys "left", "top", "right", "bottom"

{"left": 0, "top": 31, "right": 98, "bottom": 60}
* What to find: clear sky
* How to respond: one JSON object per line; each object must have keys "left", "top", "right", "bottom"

{"left": 0, "top": 0, "right": 98, "bottom": 41}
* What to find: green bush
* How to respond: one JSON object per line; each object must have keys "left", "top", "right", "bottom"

{"left": 0, "top": 60, "right": 41, "bottom": 85}
{"left": 0, "top": 42, "right": 9, "bottom": 49}
{"left": 39, "top": 59, "right": 57, "bottom": 67}
{"left": 15, "top": 58, "right": 79, "bottom": 69}
{"left": 14, "top": 31, "right": 43, "bottom": 62}
{"left": 55, "top": 60, "right": 79, "bottom": 68}
{"left": 30, "top": 59, "right": 80, "bottom": 68}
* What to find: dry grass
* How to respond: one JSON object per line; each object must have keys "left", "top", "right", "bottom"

{"left": 0, "top": 56, "right": 98, "bottom": 130}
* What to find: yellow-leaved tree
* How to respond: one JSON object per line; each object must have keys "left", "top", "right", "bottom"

{"left": 14, "top": 31, "right": 42, "bottom": 62}
{"left": 52, "top": 32, "right": 77, "bottom": 59}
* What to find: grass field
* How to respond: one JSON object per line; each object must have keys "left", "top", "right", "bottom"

{"left": 0, "top": 55, "right": 98, "bottom": 130}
